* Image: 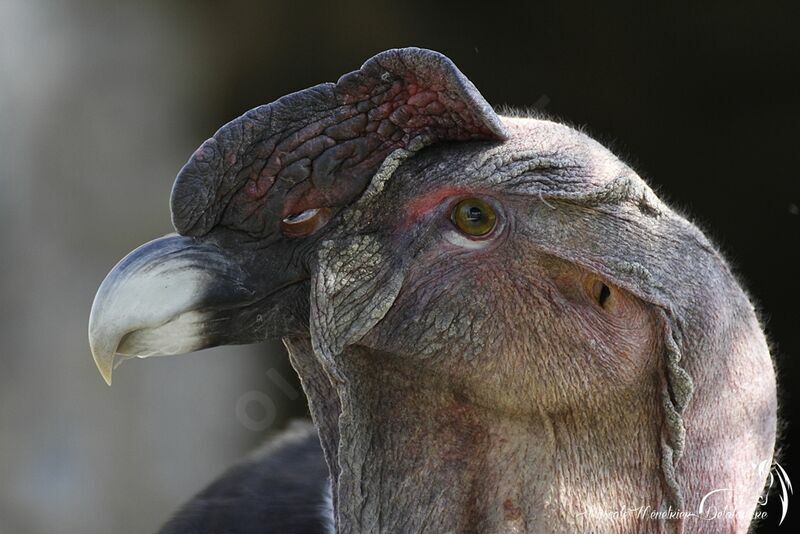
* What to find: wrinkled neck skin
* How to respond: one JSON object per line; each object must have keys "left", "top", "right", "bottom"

{"left": 286, "top": 338, "right": 670, "bottom": 533}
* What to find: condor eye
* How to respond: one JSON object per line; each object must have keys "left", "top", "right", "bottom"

{"left": 451, "top": 198, "right": 497, "bottom": 237}
{"left": 280, "top": 207, "right": 332, "bottom": 238}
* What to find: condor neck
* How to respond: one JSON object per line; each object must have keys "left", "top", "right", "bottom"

{"left": 286, "top": 340, "right": 667, "bottom": 533}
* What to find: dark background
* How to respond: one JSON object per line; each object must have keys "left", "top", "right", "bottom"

{"left": 1, "top": 1, "right": 797, "bottom": 532}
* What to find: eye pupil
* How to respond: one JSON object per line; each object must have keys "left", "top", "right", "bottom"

{"left": 451, "top": 197, "right": 497, "bottom": 237}
{"left": 466, "top": 206, "right": 483, "bottom": 222}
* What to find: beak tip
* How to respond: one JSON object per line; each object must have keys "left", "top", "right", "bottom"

{"left": 100, "top": 369, "right": 113, "bottom": 387}
{"left": 90, "top": 339, "right": 116, "bottom": 386}
{"left": 93, "top": 353, "right": 115, "bottom": 386}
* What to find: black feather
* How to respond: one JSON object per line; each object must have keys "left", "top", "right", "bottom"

{"left": 159, "top": 421, "right": 332, "bottom": 534}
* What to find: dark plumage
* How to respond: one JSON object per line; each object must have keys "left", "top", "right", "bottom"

{"left": 159, "top": 422, "right": 331, "bottom": 534}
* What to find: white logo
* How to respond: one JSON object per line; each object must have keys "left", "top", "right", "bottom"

{"left": 698, "top": 460, "right": 792, "bottom": 526}
{"left": 577, "top": 460, "right": 793, "bottom": 526}
{"left": 756, "top": 459, "right": 793, "bottom": 526}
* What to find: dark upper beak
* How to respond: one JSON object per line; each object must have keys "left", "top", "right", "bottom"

{"left": 88, "top": 233, "right": 307, "bottom": 385}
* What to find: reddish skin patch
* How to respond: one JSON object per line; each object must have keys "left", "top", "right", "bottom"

{"left": 439, "top": 392, "right": 488, "bottom": 463}
{"left": 503, "top": 499, "right": 522, "bottom": 521}
{"left": 439, "top": 393, "right": 489, "bottom": 532}
{"left": 407, "top": 90, "right": 438, "bottom": 108}
{"left": 403, "top": 186, "right": 471, "bottom": 228}
{"left": 244, "top": 176, "right": 271, "bottom": 199}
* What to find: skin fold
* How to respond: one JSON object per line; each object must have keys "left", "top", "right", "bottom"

{"left": 89, "top": 48, "right": 777, "bottom": 533}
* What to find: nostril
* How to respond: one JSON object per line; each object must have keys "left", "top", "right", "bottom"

{"left": 280, "top": 207, "right": 332, "bottom": 238}
{"left": 283, "top": 208, "right": 320, "bottom": 224}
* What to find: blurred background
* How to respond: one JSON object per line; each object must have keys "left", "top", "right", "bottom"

{"left": 0, "top": 1, "right": 797, "bottom": 532}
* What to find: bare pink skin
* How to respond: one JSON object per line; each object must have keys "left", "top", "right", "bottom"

{"left": 300, "top": 118, "right": 777, "bottom": 533}
{"left": 89, "top": 49, "right": 777, "bottom": 533}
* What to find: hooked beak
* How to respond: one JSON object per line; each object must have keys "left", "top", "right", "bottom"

{"left": 88, "top": 234, "right": 305, "bottom": 385}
